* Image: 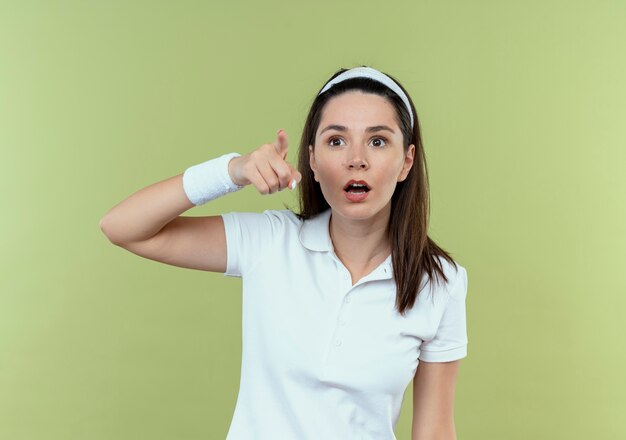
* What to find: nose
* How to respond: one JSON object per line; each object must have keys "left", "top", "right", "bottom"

{"left": 345, "top": 145, "right": 369, "bottom": 170}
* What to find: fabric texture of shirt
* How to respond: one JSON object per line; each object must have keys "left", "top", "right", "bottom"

{"left": 221, "top": 208, "right": 468, "bottom": 440}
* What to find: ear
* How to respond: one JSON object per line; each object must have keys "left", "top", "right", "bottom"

{"left": 309, "top": 145, "right": 319, "bottom": 182}
{"left": 398, "top": 144, "right": 415, "bottom": 182}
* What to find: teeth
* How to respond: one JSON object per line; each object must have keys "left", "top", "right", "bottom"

{"left": 346, "top": 183, "right": 368, "bottom": 191}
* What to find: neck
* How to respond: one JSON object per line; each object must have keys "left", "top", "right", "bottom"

{"left": 329, "top": 204, "right": 392, "bottom": 270}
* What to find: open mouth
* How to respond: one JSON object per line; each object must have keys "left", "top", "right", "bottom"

{"left": 343, "top": 180, "right": 371, "bottom": 193}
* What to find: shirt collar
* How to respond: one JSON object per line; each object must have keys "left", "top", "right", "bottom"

{"left": 298, "top": 208, "right": 394, "bottom": 278}
{"left": 298, "top": 208, "right": 333, "bottom": 252}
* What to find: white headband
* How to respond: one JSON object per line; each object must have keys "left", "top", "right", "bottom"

{"left": 317, "top": 66, "right": 414, "bottom": 129}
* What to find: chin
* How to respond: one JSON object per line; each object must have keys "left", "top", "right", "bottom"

{"left": 331, "top": 201, "right": 385, "bottom": 220}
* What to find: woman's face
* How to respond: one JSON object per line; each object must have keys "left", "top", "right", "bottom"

{"left": 309, "top": 91, "right": 415, "bottom": 220}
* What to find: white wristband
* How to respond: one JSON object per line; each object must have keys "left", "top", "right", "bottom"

{"left": 182, "top": 152, "right": 245, "bottom": 206}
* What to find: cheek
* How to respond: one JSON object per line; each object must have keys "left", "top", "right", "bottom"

{"left": 317, "top": 170, "right": 338, "bottom": 189}
{"left": 315, "top": 158, "right": 340, "bottom": 180}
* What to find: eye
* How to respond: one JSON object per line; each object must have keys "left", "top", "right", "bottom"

{"left": 327, "top": 136, "right": 388, "bottom": 148}
{"left": 370, "top": 137, "right": 388, "bottom": 148}
{"left": 328, "top": 137, "right": 345, "bottom": 147}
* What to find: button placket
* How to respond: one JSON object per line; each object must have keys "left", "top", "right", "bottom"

{"left": 337, "top": 294, "right": 350, "bottom": 327}
{"left": 329, "top": 257, "right": 357, "bottom": 357}
{"left": 333, "top": 288, "right": 354, "bottom": 347}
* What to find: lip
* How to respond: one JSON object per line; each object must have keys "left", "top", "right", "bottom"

{"left": 344, "top": 190, "right": 369, "bottom": 203}
{"left": 343, "top": 179, "right": 371, "bottom": 191}
{"left": 343, "top": 179, "right": 371, "bottom": 203}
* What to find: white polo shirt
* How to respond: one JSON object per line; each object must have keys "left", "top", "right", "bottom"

{"left": 220, "top": 208, "right": 468, "bottom": 440}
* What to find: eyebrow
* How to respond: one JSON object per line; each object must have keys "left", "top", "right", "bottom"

{"left": 319, "top": 124, "right": 396, "bottom": 135}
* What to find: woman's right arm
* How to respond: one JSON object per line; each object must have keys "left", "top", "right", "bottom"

{"left": 98, "top": 129, "right": 300, "bottom": 273}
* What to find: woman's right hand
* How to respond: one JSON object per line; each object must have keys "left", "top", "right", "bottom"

{"left": 228, "top": 129, "right": 303, "bottom": 195}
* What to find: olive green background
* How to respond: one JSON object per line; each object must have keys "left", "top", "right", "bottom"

{"left": 1, "top": 1, "right": 625, "bottom": 439}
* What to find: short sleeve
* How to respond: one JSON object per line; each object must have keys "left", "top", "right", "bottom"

{"left": 418, "top": 266, "right": 468, "bottom": 362}
{"left": 220, "top": 210, "right": 281, "bottom": 278}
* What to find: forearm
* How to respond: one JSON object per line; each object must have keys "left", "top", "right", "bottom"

{"left": 99, "top": 173, "right": 194, "bottom": 245}
{"left": 411, "top": 424, "right": 456, "bottom": 440}
{"left": 98, "top": 136, "right": 298, "bottom": 245}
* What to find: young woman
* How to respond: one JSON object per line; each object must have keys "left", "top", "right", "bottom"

{"left": 100, "top": 65, "right": 469, "bottom": 440}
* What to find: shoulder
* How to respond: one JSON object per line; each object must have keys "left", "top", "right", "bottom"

{"left": 219, "top": 209, "right": 304, "bottom": 276}
{"left": 222, "top": 209, "right": 302, "bottom": 227}
{"left": 257, "top": 209, "right": 303, "bottom": 233}
{"left": 220, "top": 209, "right": 304, "bottom": 249}
{"left": 429, "top": 255, "right": 468, "bottom": 301}
{"left": 261, "top": 208, "right": 302, "bottom": 223}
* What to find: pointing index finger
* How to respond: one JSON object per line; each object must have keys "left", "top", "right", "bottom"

{"left": 274, "top": 129, "right": 289, "bottom": 159}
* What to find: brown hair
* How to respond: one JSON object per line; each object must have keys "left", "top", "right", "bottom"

{"left": 293, "top": 65, "right": 459, "bottom": 316}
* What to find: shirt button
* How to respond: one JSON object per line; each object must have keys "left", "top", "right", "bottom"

{"left": 343, "top": 273, "right": 349, "bottom": 280}
{"left": 334, "top": 339, "right": 342, "bottom": 346}
{"left": 345, "top": 296, "right": 351, "bottom": 303}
